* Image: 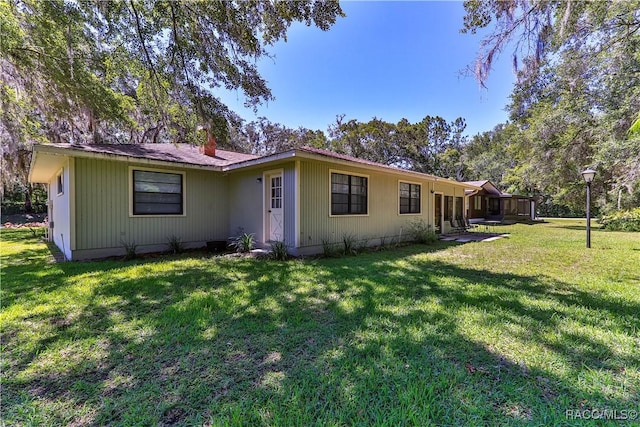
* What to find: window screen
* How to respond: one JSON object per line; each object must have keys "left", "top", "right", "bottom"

{"left": 133, "top": 170, "right": 183, "bottom": 215}
{"left": 331, "top": 173, "right": 368, "bottom": 215}
{"left": 399, "top": 182, "right": 421, "bottom": 214}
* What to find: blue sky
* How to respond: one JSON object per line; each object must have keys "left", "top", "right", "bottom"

{"left": 219, "top": 1, "right": 516, "bottom": 137}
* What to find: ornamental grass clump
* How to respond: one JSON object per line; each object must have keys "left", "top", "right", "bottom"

{"left": 407, "top": 219, "right": 437, "bottom": 244}
{"left": 230, "top": 232, "right": 255, "bottom": 253}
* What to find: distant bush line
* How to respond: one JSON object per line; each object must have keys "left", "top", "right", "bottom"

{"left": 1, "top": 202, "right": 47, "bottom": 215}
{"left": 599, "top": 208, "right": 640, "bottom": 232}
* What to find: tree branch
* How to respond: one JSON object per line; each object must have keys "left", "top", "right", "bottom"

{"left": 127, "top": 0, "right": 166, "bottom": 105}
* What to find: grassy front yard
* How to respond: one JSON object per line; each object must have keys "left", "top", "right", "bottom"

{"left": 2, "top": 221, "right": 639, "bottom": 425}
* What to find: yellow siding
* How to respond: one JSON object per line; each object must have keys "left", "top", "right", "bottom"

{"left": 74, "top": 157, "right": 229, "bottom": 251}
{"left": 299, "top": 159, "right": 438, "bottom": 249}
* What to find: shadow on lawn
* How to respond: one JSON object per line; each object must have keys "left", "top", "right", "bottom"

{"left": 3, "top": 241, "right": 639, "bottom": 425}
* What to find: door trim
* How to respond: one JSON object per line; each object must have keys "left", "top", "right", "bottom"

{"left": 434, "top": 192, "right": 444, "bottom": 234}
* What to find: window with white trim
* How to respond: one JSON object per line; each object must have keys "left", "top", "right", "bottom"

{"left": 56, "top": 170, "right": 64, "bottom": 195}
{"left": 331, "top": 172, "right": 367, "bottom": 215}
{"left": 132, "top": 169, "right": 183, "bottom": 215}
{"left": 399, "top": 182, "right": 421, "bottom": 214}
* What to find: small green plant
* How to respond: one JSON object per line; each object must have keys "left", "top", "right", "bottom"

{"left": 377, "top": 236, "right": 397, "bottom": 251}
{"left": 321, "top": 239, "right": 338, "bottom": 258}
{"left": 230, "top": 232, "right": 255, "bottom": 253}
{"left": 356, "top": 237, "right": 370, "bottom": 253}
{"left": 269, "top": 240, "right": 289, "bottom": 260}
{"left": 28, "top": 227, "right": 44, "bottom": 239}
{"left": 167, "top": 235, "right": 185, "bottom": 254}
{"left": 120, "top": 239, "right": 138, "bottom": 260}
{"left": 407, "top": 219, "right": 437, "bottom": 244}
{"left": 599, "top": 207, "right": 640, "bottom": 231}
{"left": 342, "top": 233, "right": 357, "bottom": 255}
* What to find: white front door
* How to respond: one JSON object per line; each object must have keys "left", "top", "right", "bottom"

{"left": 268, "top": 173, "right": 284, "bottom": 241}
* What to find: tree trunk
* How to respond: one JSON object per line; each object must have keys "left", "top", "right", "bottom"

{"left": 617, "top": 188, "right": 622, "bottom": 211}
{"left": 25, "top": 184, "right": 33, "bottom": 213}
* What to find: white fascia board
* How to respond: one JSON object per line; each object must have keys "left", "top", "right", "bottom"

{"left": 222, "top": 151, "right": 298, "bottom": 171}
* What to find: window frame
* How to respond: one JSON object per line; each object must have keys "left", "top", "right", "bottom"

{"left": 444, "top": 195, "right": 453, "bottom": 222}
{"left": 473, "top": 196, "right": 481, "bottom": 210}
{"left": 329, "top": 169, "right": 369, "bottom": 217}
{"left": 56, "top": 169, "right": 64, "bottom": 196}
{"left": 454, "top": 196, "right": 464, "bottom": 220}
{"left": 398, "top": 180, "right": 422, "bottom": 215}
{"left": 488, "top": 197, "right": 501, "bottom": 215}
{"left": 129, "top": 166, "right": 186, "bottom": 217}
{"left": 517, "top": 198, "right": 530, "bottom": 216}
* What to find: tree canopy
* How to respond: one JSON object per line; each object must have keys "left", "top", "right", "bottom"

{"left": 1, "top": 0, "right": 343, "bottom": 193}
{"left": 2, "top": 1, "right": 638, "bottom": 215}
{"left": 462, "top": 0, "right": 640, "bottom": 213}
{"left": 224, "top": 114, "right": 468, "bottom": 181}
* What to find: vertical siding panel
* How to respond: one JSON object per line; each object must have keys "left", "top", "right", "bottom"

{"left": 74, "top": 158, "right": 230, "bottom": 255}
{"left": 116, "top": 160, "right": 127, "bottom": 248}
{"left": 227, "top": 168, "right": 265, "bottom": 244}
{"left": 78, "top": 158, "right": 84, "bottom": 249}
{"left": 283, "top": 164, "right": 296, "bottom": 248}
{"left": 73, "top": 156, "right": 465, "bottom": 257}
{"left": 227, "top": 163, "right": 297, "bottom": 248}
{"left": 101, "top": 159, "right": 109, "bottom": 247}
{"left": 75, "top": 158, "right": 83, "bottom": 250}
{"left": 299, "top": 159, "right": 458, "bottom": 252}
{"left": 84, "top": 159, "right": 91, "bottom": 249}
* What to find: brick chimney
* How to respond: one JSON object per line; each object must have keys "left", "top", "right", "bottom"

{"left": 199, "top": 129, "right": 216, "bottom": 157}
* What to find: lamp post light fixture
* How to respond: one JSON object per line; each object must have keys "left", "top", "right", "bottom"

{"left": 581, "top": 168, "right": 596, "bottom": 248}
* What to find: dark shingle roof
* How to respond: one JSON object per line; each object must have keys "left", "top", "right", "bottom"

{"left": 464, "top": 180, "right": 490, "bottom": 187}
{"left": 296, "top": 146, "right": 444, "bottom": 180}
{"left": 44, "top": 143, "right": 258, "bottom": 167}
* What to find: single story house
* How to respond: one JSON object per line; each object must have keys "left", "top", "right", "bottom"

{"left": 28, "top": 139, "right": 480, "bottom": 260}
{"left": 465, "top": 180, "right": 536, "bottom": 222}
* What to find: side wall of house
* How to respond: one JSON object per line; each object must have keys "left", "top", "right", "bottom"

{"left": 227, "top": 162, "right": 297, "bottom": 249}
{"left": 468, "top": 194, "right": 487, "bottom": 219}
{"left": 297, "top": 159, "right": 447, "bottom": 255}
{"left": 49, "top": 158, "right": 73, "bottom": 260}
{"left": 73, "top": 157, "right": 229, "bottom": 259}
{"left": 227, "top": 168, "right": 265, "bottom": 245}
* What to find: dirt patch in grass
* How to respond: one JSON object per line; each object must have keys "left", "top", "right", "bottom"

{"left": 160, "top": 406, "right": 187, "bottom": 426}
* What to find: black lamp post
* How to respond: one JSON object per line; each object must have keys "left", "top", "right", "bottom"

{"left": 581, "top": 168, "right": 596, "bottom": 248}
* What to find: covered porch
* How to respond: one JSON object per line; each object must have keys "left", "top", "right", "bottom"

{"left": 465, "top": 180, "right": 536, "bottom": 223}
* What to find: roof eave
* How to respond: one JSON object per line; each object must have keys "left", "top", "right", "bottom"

{"left": 223, "top": 150, "right": 298, "bottom": 171}
{"left": 293, "top": 150, "right": 481, "bottom": 189}
{"left": 30, "top": 144, "right": 226, "bottom": 172}
{"left": 226, "top": 149, "right": 481, "bottom": 189}
{"left": 27, "top": 149, "right": 40, "bottom": 183}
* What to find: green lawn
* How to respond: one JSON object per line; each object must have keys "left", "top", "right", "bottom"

{"left": 2, "top": 221, "right": 639, "bottom": 426}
